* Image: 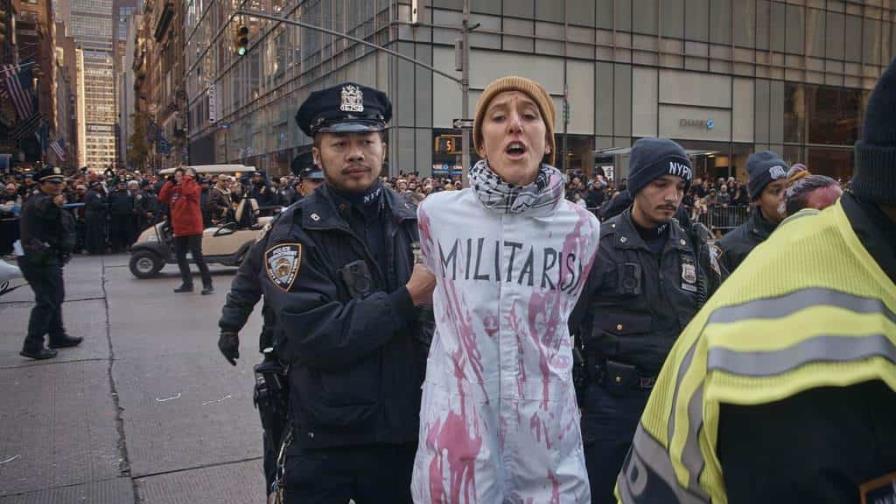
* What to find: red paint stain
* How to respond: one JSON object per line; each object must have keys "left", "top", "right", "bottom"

{"left": 426, "top": 409, "right": 482, "bottom": 504}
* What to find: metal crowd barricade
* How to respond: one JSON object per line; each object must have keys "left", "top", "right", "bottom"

{"left": 697, "top": 205, "right": 749, "bottom": 233}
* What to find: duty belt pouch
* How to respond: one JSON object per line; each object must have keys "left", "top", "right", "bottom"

{"left": 604, "top": 360, "right": 640, "bottom": 396}
{"left": 339, "top": 259, "right": 373, "bottom": 299}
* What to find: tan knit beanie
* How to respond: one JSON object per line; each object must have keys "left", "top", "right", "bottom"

{"left": 473, "top": 76, "right": 556, "bottom": 166}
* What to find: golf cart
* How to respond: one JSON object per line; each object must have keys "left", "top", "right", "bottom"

{"left": 129, "top": 198, "right": 273, "bottom": 279}
{"left": 128, "top": 164, "right": 274, "bottom": 279}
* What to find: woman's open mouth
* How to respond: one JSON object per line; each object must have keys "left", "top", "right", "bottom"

{"left": 505, "top": 141, "right": 528, "bottom": 159}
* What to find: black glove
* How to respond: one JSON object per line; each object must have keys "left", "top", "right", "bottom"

{"left": 218, "top": 331, "right": 240, "bottom": 366}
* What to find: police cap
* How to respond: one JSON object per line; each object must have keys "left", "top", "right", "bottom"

{"left": 37, "top": 165, "right": 64, "bottom": 182}
{"left": 290, "top": 151, "right": 314, "bottom": 177}
{"left": 294, "top": 82, "right": 392, "bottom": 138}
{"left": 300, "top": 166, "right": 325, "bottom": 181}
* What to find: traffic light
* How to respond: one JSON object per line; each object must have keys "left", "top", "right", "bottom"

{"left": 234, "top": 24, "right": 249, "bottom": 56}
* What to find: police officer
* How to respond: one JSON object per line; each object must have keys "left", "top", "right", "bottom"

{"left": 714, "top": 151, "right": 788, "bottom": 274}
{"left": 261, "top": 82, "right": 435, "bottom": 503}
{"left": 617, "top": 56, "right": 896, "bottom": 504}
{"left": 108, "top": 180, "right": 135, "bottom": 252}
{"left": 17, "top": 166, "right": 81, "bottom": 360}
{"left": 573, "top": 137, "right": 722, "bottom": 503}
{"left": 84, "top": 182, "right": 108, "bottom": 255}
{"left": 290, "top": 151, "right": 325, "bottom": 204}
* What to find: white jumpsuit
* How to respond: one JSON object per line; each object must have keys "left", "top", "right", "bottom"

{"left": 412, "top": 185, "right": 599, "bottom": 503}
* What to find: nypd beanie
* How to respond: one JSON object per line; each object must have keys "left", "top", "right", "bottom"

{"left": 854, "top": 56, "right": 896, "bottom": 205}
{"left": 627, "top": 137, "right": 693, "bottom": 197}
{"left": 747, "top": 151, "right": 789, "bottom": 200}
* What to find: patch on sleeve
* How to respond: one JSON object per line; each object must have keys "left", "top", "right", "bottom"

{"left": 860, "top": 471, "right": 896, "bottom": 504}
{"left": 265, "top": 243, "right": 302, "bottom": 291}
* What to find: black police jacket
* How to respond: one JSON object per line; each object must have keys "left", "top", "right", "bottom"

{"left": 19, "top": 191, "right": 76, "bottom": 263}
{"left": 218, "top": 223, "right": 276, "bottom": 352}
{"left": 108, "top": 190, "right": 134, "bottom": 216}
{"left": 84, "top": 190, "right": 107, "bottom": 217}
{"left": 135, "top": 191, "right": 159, "bottom": 219}
{"left": 260, "top": 185, "right": 431, "bottom": 449}
{"left": 714, "top": 206, "right": 778, "bottom": 274}
{"left": 575, "top": 209, "right": 721, "bottom": 377}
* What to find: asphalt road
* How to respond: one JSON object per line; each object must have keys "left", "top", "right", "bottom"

{"left": 0, "top": 254, "right": 267, "bottom": 503}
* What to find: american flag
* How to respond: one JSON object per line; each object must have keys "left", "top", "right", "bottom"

{"left": 0, "top": 64, "right": 33, "bottom": 119}
{"left": 10, "top": 112, "right": 42, "bottom": 140}
{"left": 50, "top": 137, "right": 66, "bottom": 161}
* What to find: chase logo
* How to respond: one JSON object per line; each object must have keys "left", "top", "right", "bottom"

{"left": 679, "top": 118, "right": 715, "bottom": 130}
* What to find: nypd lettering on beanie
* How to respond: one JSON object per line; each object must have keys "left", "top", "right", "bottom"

{"left": 669, "top": 161, "right": 693, "bottom": 181}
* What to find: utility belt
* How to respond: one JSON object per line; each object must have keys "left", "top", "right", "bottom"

{"left": 253, "top": 349, "right": 290, "bottom": 454}
{"left": 590, "top": 358, "right": 657, "bottom": 392}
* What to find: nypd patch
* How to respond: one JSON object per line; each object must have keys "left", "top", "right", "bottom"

{"left": 681, "top": 262, "right": 697, "bottom": 284}
{"left": 265, "top": 243, "right": 302, "bottom": 291}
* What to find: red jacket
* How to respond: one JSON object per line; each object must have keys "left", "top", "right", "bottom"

{"left": 159, "top": 178, "right": 203, "bottom": 237}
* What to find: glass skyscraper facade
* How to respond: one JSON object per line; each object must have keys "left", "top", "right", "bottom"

{"left": 186, "top": 0, "right": 896, "bottom": 181}
{"left": 69, "top": 0, "right": 117, "bottom": 170}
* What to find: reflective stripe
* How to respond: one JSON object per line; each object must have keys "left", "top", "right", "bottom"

{"left": 666, "top": 342, "right": 699, "bottom": 441}
{"left": 665, "top": 339, "right": 711, "bottom": 501}
{"left": 681, "top": 386, "right": 708, "bottom": 499}
{"left": 708, "top": 288, "right": 896, "bottom": 325}
{"left": 709, "top": 333, "right": 896, "bottom": 377}
{"left": 617, "top": 425, "right": 710, "bottom": 504}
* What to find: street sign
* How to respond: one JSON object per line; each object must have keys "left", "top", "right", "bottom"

{"left": 452, "top": 118, "right": 473, "bottom": 129}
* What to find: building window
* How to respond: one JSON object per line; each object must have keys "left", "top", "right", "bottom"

{"left": 807, "top": 147, "right": 853, "bottom": 182}
{"left": 807, "top": 85, "right": 864, "bottom": 146}
{"left": 784, "top": 83, "right": 806, "bottom": 144}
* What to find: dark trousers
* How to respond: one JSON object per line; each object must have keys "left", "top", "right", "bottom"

{"left": 110, "top": 214, "right": 133, "bottom": 251}
{"left": 85, "top": 214, "right": 106, "bottom": 254}
{"left": 283, "top": 443, "right": 415, "bottom": 504}
{"left": 174, "top": 234, "right": 212, "bottom": 287}
{"left": 17, "top": 256, "right": 66, "bottom": 349}
{"left": 581, "top": 385, "right": 652, "bottom": 504}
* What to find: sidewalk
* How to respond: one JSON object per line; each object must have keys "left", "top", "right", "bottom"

{"left": 0, "top": 255, "right": 265, "bottom": 503}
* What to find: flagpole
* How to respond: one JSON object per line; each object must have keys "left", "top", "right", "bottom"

{"left": 0, "top": 60, "right": 37, "bottom": 77}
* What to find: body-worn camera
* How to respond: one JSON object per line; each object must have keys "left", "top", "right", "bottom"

{"left": 339, "top": 260, "right": 373, "bottom": 298}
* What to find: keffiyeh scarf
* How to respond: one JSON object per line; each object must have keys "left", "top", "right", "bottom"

{"left": 470, "top": 159, "right": 565, "bottom": 214}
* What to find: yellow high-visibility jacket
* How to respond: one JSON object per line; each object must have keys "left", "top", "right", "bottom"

{"left": 616, "top": 201, "right": 896, "bottom": 503}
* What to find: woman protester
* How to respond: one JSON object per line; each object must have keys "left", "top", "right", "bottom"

{"left": 412, "top": 76, "right": 600, "bottom": 502}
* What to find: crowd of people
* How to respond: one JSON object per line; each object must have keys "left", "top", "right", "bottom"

{"left": 0, "top": 167, "right": 319, "bottom": 255}
{"left": 1, "top": 161, "right": 848, "bottom": 258}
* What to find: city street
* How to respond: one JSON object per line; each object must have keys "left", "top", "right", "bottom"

{"left": 0, "top": 256, "right": 266, "bottom": 503}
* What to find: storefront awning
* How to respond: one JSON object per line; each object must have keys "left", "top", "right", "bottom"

{"left": 594, "top": 147, "right": 719, "bottom": 157}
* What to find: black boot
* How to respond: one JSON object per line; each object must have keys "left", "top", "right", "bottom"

{"left": 49, "top": 335, "right": 84, "bottom": 348}
{"left": 173, "top": 284, "right": 194, "bottom": 293}
{"left": 20, "top": 345, "right": 58, "bottom": 360}
{"left": 201, "top": 284, "right": 214, "bottom": 295}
